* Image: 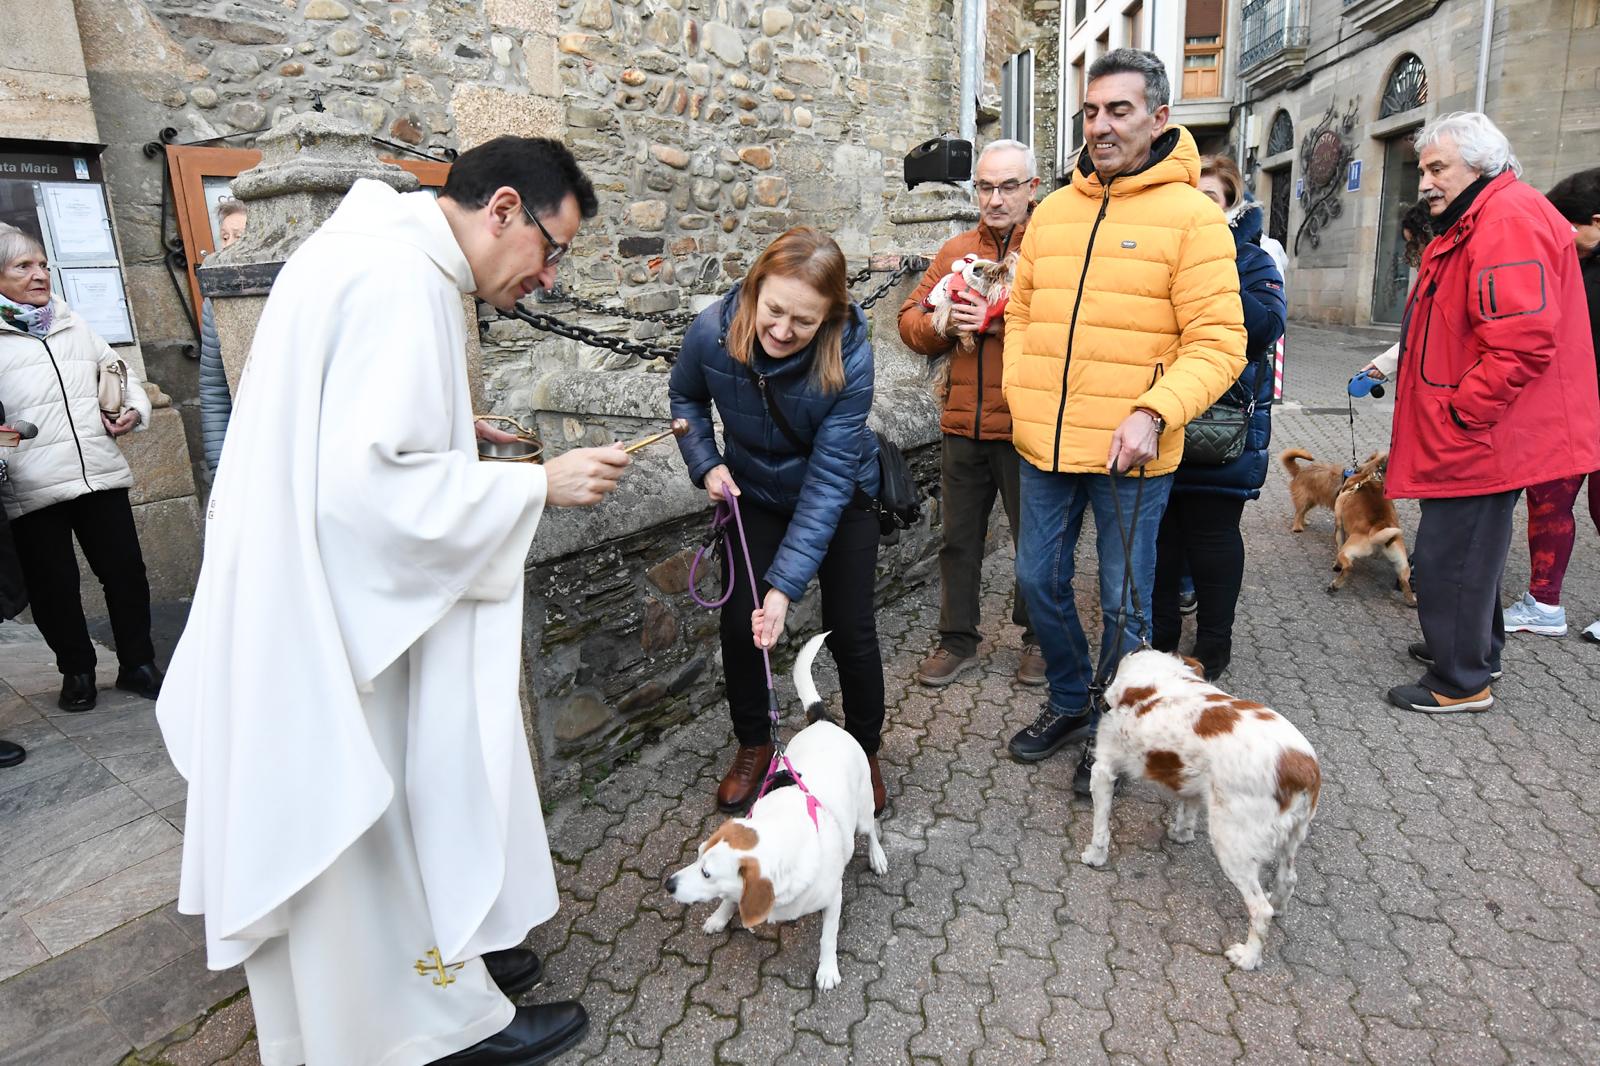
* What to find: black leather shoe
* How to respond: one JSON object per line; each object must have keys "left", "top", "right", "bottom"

{"left": 58, "top": 673, "right": 97, "bottom": 712}
{"left": 484, "top": 947, "right": 543, "bottom": 998}
{"left": 430, "top": 1002, "right": 588, "bottom": 1065}
{"left": 1007, "top": 705, "right": 1093, "bottom": 762}
{"left": 0, "top": 740, "right": 25, "bottom": 768}
{"left": 115, "top": 662, "right": 164, "bottom": 700}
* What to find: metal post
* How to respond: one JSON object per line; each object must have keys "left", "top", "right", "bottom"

{"left": 960, "top": 0, "right": 980, "bottom": 146}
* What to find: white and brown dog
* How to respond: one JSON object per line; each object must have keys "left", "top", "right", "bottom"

{"left": 664, "top": 633, "right": 888, "bottom": 990}
{"left": 1079, "top": 650, "right": 1321, "bottom": 970}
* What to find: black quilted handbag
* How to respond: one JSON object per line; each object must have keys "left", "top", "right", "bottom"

{"left": 1182, "top": 384, "right": 1253, "bottom": 467}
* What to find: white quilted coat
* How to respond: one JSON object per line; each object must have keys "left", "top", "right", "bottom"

{"left": 0, "top": 300, "right": 151, "bottom": 520}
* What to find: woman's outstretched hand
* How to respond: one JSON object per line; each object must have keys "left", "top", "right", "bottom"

{"left": 751, "top": 588, "right": 790, "bottom": 649}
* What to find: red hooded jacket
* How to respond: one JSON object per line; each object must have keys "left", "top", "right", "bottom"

{"left": 1387, "top": 171, "right": 1600, "bottom": 498}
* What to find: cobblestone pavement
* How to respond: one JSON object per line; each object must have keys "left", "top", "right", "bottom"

{"left": 149, "top": 324, "right": 1600, "bottom": 1064}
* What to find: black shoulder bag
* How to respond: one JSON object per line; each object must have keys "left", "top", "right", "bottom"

{"left": 745, "top": 363, "right": 922, "bottom": 537}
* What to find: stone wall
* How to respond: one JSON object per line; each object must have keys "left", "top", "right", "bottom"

{"left": 70, "top": 0, "right": 985, "bottom": 487}
{"left": 1243, "top": 0, "right": 1600, "bottom": 325}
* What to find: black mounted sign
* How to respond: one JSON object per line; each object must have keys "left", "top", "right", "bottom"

{"left": 0, "top": 140, "right": 106, "bottom": 184}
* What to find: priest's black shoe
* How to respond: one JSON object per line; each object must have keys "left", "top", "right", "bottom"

{"left": 58, "top": 673, "right": 96, "bottom": 712}
{"left": 0, "top": 740, "right": 25, "bottom": 768}
{"left": 431, "top": 1002, "right": 588, "bottom": 1066}
{"left": 484, "top": 947, "right": 543, "bottom": 998}
{"left": 115, "top": 662, "right": 164, "bottom": 700}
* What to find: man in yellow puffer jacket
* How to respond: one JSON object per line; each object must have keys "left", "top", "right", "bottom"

{"left": 1003, "top": 48, "right": 1246, "bottom": 794}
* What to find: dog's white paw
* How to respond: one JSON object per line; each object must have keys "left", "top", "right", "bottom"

{"left": 815, "top": 959, "right": 842, "bottom": 990}
{"left": 1225, "top": 942, "right": 1263, "bottom": 970}
{"left": 702, "top": 912, "right": 731, "bottom": 934}
{"left": 868, "top": 839, "right": 888, "bottom": 875}
{"left": 1167, "top": 825, "right": 1195, "bottom": 844}
{"left": 1080, "top": 844, "right": 1108, "bottom": 867}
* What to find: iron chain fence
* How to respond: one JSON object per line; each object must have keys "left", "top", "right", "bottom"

{"left": 496, "top": 256, "right": 929, "bottom": 364}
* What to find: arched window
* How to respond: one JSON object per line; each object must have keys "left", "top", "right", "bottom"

{"left": 1267, "top": 110, "right": 1295, "bottom": 156}
{"left": 1379, "top": 54, "right": 1428, "bottom": 119}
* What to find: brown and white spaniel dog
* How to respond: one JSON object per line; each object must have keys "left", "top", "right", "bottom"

{"left": 664, "top": 633, "right": 887, "bottom": 989}
{"left": 1079, "top": 649, "right": 1321, "bottom": 970}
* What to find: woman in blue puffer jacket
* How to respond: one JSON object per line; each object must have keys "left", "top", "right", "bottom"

{"left": 1151, "top": 156, "right": 1287, "bottom": 681}
{"left": 670, "top": 227, "right": 886, "bottom": 815}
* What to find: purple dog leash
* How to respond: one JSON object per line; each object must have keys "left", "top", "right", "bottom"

{"left": 687, "top": 493, "right": 823, "bottom": 827}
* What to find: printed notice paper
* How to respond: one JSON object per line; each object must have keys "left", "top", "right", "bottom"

{"left": 41, "top": 184, "right": 116, "bottom": 264}
{"left": 60, "top": 267, "right": 133, "bottom": 344}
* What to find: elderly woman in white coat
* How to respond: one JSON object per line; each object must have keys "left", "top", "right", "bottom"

{"left": 0, "top": 224, "right": 160, "bottom": 712}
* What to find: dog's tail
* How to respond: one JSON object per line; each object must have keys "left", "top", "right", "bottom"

{"left": 794, "top": 631, "right": 833, "bottom": 724}
{"left": 1279, "top": 447, "right": 1316, "bottom": 476}
{"left": 1372, "top": 527, "right": 1403, "bottom": 547}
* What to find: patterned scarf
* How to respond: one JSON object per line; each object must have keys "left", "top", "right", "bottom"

{"left": 0, "top": 295, "right": 53, "bottom": 338}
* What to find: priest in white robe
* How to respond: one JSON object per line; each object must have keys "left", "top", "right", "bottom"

{"left": 157, "top": 136, "right": 630, "bottom": 1066}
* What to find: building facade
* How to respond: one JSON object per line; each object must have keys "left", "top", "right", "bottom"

{"left": 1236, "top": 0, "right": 1600, "bottom": 325}
{"left": 1056, "top": 0, "right": 1241, "bottom": 182}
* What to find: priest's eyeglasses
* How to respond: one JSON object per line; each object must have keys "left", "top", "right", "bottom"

{"left": 974, "top": 180, "right": 1027, "bottom": 199}
{"left": 521, "top": 203, "right": 569, "bottom": 267}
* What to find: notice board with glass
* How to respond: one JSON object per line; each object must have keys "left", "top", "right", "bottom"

{"left": 0, "top": 140, "right": 134, "bottom": 344}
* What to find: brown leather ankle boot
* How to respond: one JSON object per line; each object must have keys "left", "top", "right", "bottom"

{"left": 717, "top": 743, "right": 774, "bottom": 812}
{"left": 868, "top": 754, "right": 887, "bottom": 817}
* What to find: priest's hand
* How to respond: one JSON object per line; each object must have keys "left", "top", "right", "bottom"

{"left": 705, "top": 464, "right": 740, "bottom": 504}
{"left": 102, "top": 409, "right": 140, "bottom": 437}
{"left": 475, "top": 419, "right": 520, "bottom": 443}
{"left": 544, "top": 444, "right": 630, "bottom": 507}
{"left": 752, "top": 588, "right": 789, "bottom": 649}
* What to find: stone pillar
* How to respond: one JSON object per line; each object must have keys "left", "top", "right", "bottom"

{"left": 869, "top": 183, "right": 979, "bottom": 423}
{"left": 199, "top": 114, "right": 420, "bottom": 395}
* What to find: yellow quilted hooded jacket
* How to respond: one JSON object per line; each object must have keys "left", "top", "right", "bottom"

{"left": 1003, "top": 125, "right": 1246, "bottom": 476}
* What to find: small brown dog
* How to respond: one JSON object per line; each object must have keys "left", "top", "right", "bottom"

{"left": 1329, "top": 451, "right": 1415, "bottom": 605}
{"left": 1280, "top": 448, "right": 1415, "bottom": 605}
{"left": 1279, "top": 448, "right": 1347, "bottom": 532}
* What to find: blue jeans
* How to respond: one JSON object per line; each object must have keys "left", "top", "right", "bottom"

{"left": 1016, "top": 464, "right": 1173, "bottom": 721}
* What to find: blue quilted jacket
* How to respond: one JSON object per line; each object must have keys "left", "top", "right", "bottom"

{"left": 1174, "top": 200, "right": 1286, "bottom": 500}
{"left": 669, "top": 285, "right": 880, "bottom": 601}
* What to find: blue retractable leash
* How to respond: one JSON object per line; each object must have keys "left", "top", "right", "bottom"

{"left": 688, "top": 494, "right": 824, "bottom": 826}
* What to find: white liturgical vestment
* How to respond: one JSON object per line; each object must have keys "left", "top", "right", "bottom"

{"left": 157, "top": 180, "right": 557, "bottom": 1065}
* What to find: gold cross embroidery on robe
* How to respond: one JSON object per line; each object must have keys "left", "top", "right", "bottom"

{"left": 414, "top": 947, "right": 465, "bottom": 988}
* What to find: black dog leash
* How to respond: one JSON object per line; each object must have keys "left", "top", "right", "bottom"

{"left": 1090, "top": 464, "right": 1150, "bottom": 707}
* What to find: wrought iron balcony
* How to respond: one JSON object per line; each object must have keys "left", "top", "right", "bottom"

{"left": 1241, "top": 25, "right": 1310, "bottom": 71}
{"left": 1239, "top": 0, "right": 1311, "bottom": 86}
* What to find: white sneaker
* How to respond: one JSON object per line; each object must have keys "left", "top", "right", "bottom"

{"left": 1503, "top": 592, "right": 1568, "bottom": 636}
{"left": 1582, "top": 619, "right": 1600, "bottom": 644}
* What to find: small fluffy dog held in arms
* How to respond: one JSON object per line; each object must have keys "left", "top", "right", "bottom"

{"left": 1280, "top": 448, "right": 1416, "bottom": 605}
{"left": 924, "top": 250, "right": 1017, "bottom": 352}
{"left": 1079, "top": 650, "right": 1321, "bottom": 970}
{"left": 664, "top": 633, "right": 888, "bottom": 990}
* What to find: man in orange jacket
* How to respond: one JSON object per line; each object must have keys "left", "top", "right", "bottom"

{"left": 899, "top": 139, "right": 1045, "bottom": 691}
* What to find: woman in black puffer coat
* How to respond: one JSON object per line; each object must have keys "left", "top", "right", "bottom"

{"left": 1152, "top": 157, "right": 1287, "bottom": 681}
{"left": 670, "top": 227, "right": 887, "bottom": 815}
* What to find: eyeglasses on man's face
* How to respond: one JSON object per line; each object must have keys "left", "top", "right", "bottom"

{"left": 975, "top": 179, "right": 1029, "bottom": 198}
{"left": 521, "top": 202, "right": 568, "bottom": 267}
